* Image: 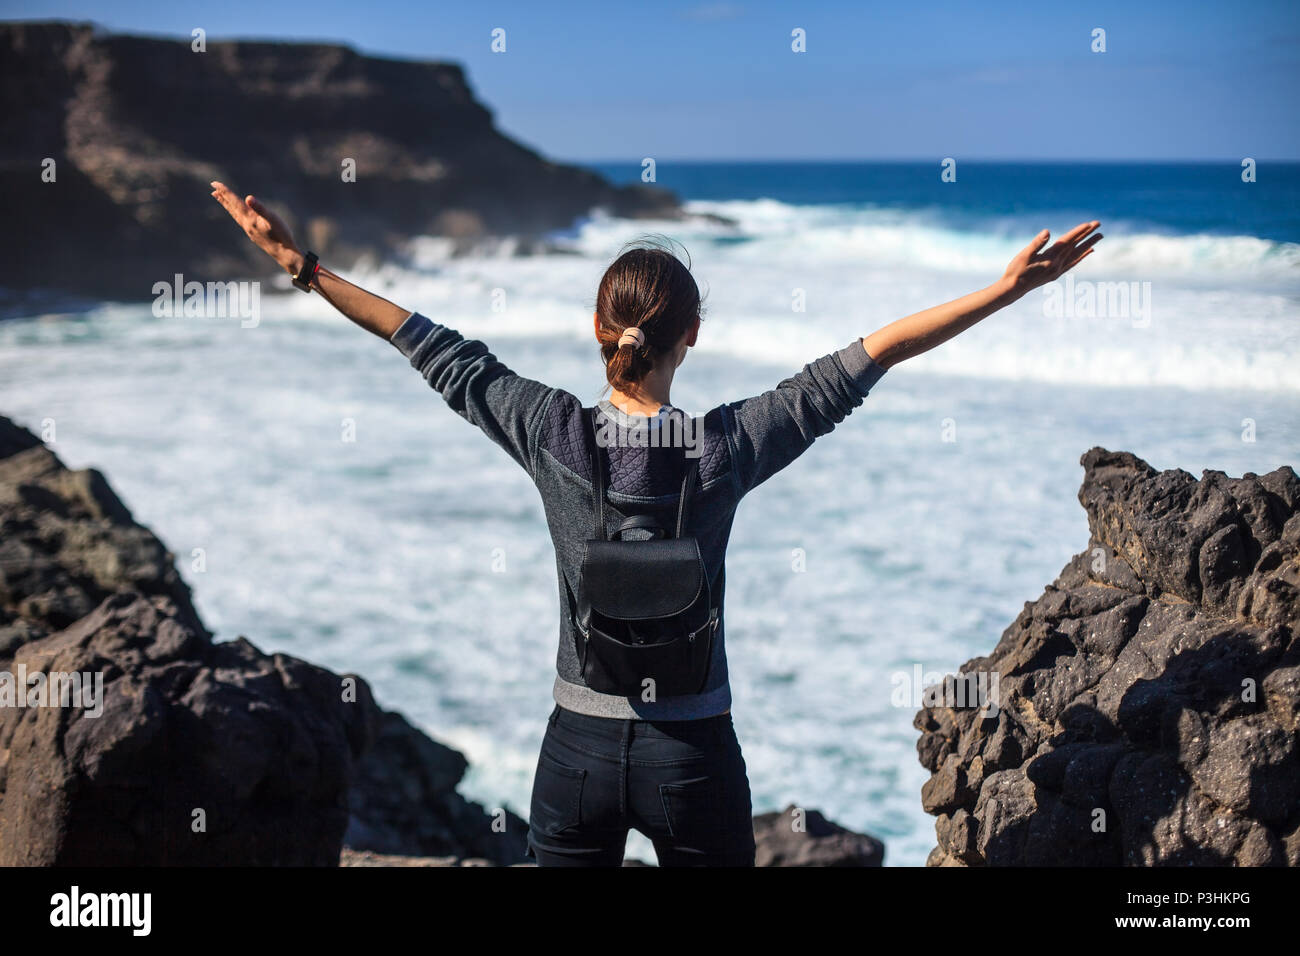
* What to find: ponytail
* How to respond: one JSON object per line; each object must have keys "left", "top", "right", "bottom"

{"left": 594, "top": 237, "right": 701, "bottom": 395}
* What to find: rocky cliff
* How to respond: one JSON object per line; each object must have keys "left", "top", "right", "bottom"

{"left": 915, "top": 449, "right": 1300, "bottom": 866}
{"left": 0, "top": 21, "right": 678, "bottom": 300}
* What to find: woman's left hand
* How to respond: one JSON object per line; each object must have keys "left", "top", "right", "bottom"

{"left": 1001, "top": 220, "right": 1103, "bottom": 297}
{"left": 210, "top": 181, "right": 304, "bottom": 275}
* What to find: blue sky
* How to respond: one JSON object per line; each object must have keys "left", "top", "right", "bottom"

{"left": 4, "top": 0, "right": 1298, "bottom": 160}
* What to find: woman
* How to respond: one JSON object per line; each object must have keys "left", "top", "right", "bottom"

{"left": 211, "top": 181, "right": 1100, "bottom": 866}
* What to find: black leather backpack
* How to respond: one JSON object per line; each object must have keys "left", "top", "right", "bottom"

{"left": 571, "top": 406, "right": 719, "bottom": 698}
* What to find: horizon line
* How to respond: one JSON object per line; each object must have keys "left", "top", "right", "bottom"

{"left": 566, "top": 157, "right": 1300, "bottom": 165}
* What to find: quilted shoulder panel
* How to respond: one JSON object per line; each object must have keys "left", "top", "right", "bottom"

{"left": 539, "top": 393, "right": 732, "bottom": 496}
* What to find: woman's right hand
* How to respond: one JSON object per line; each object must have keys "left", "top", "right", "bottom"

{"left": 210, "top": 181, "right": 304, "bottom": 275}
{"left": 1000, "top": 221, "right": 1103, "bottom": 298}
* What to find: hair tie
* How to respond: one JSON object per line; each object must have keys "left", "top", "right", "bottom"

{"left": 617, "top": 327, "right": 646, "bottom": 349}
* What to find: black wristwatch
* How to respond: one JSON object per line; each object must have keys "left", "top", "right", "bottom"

{"left": 291, "top": 251, "right": 319, "bottom": 292}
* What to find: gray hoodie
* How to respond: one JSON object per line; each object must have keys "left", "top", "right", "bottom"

{"left": 391, "top": 311, "right": 886, "bottom": 719}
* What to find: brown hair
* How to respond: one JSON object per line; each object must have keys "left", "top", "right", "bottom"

{"left": 595, "top": 237, "right": 702, "bottom": 395}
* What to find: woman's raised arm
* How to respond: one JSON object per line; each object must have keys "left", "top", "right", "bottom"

{"left": 210, "top": 181, "right": 411, "bottom": 338}
{"left": 861, "top": 221, "right": 1102, "bottom": 369}
{"left": 211, "top": 182, "right": 556, "bottom": 477}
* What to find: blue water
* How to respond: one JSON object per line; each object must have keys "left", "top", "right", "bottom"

{"left": 1, "top": 161, "right": 1297, "bottom": 865}
{"left": 587, "top": 160, "right": 1300, "bottom": 242}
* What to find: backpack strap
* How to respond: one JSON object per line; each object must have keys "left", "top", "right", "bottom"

{"left": 588, "top": 405, "right": 701, "bottom": 541}
{"left": 615, "top": 513, "right": 665, "bottom": 538}
{"left": 675, "top": 443, "right": 700, "bottom": 539}
{"left": 589, "top": 405, "right": 607, "bottom": 541}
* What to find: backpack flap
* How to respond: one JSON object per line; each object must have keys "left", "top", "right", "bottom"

{"left": 579, "top": 537, "right": 707, "bottom": 622}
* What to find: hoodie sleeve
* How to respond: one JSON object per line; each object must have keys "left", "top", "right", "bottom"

{"left": 722, "top": 339, "right": 886, "bottom": 496}
{"left": 390, "top": 311, "right": 556, "bottom": 478}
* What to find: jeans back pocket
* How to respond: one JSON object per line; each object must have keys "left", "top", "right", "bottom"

{"left": 530, "top": 751, "right": 587, "bottom": 835}
{"left": 659, "top": 774, "right": 726, "bottom": 845}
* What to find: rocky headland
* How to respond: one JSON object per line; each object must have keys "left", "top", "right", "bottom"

{"left": 915, "top": 448, "right": 1300, "bottom": 866}
{"left": 0, "top": 21, "right": 680, "bottom": 302}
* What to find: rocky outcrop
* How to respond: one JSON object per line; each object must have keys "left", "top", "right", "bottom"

{"left": 915, "top": 448, "right": 1300, "bottom": 866}
{"left": 344, "top": 708, "right": 528, "bottom": 864}
{"left": 0, "top": 21, "right": 679, "bottom": 300}
{"left": 0, "top": 414, "right": 526, "bottom": 865}
{"left": 0, "top": 590, "right": 378, "bottom": 865}
{"left": 753, "top": 805, "right": 885, "bottom": 866}
{"left": 0, "top": 415, "right": 201, "bottom": 655}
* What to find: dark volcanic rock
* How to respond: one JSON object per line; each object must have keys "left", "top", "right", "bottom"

{"left": 344, "top": 708, "right": 529, "bottom": 865}
{"left": 753, "top": 804, "right": 885, "bottom": 866}
{"left": 0, "top": 414, "right": 528, "bottom": 865}
{"left": 0, "top": 21, "right": 680, "bottom": 300}
{"left": 915, "top": 448, "right": 1300, "bottom": 866}
{"left": 0, "top": 590, "right": 379, "bottom": 865}
{"left": 0, "top": 415, "right": 201, "bottom": 657}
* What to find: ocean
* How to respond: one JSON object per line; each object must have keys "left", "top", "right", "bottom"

{"left": 2, "top": 161, "right": 1297, "bottom": 865}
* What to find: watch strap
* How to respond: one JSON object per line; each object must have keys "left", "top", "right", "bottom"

{"left": 292, "top": 251, "right": 319, "bottom": 292}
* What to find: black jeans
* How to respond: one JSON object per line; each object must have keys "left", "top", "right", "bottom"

{"left": 526, "top": 703, "right": 756, "bottom": 866}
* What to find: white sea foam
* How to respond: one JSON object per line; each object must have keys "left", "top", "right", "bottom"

{"left": 322, "top": 199, "right": 1300, "bottom": 393}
